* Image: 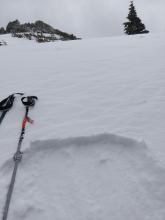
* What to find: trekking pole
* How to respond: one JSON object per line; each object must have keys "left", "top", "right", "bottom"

{"left": 2, "top": 96, "right": 38, "bottom": 220}
{"left": 0, "top": 93, "right": 24, "bottom": 125}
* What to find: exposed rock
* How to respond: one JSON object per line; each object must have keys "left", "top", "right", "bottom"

{"left": 6, "top": 20, "right": 22, "bottom": 33}
{"left": 5, "top": 20, "right": 79, "bottom": 41}
{"left": 0, "top": 40, "right": 7, "bottom": 46}
{"left": 0, "top": 27, "right": 6, "bottom": 34}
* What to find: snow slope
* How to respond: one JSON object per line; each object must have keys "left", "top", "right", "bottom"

{"left": 0, "top": 33, "right": 165, "bottom": 219}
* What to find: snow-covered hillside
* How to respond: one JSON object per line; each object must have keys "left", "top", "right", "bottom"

{"left": 0, "top": 33, "right": 165, "bottom": 220}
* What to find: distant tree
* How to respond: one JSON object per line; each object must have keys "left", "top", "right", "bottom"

{"left": 123, "top": 1, "right": 149, "bottom": 35}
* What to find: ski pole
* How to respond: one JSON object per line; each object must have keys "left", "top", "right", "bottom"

{"left": 2, "top": 96, "right": 38, "bottom": 220}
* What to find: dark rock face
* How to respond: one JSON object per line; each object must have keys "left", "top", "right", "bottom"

{"left": 3, "top": 20, "right": 79, "bottom": 41}
{"left": 31, "top": 20, "right": 56, "bottom": 33}
{"left": 6, "top": 20, "right": 21, "bottom": 33}
{"left": 0, "top": 27, "right": 6, "bottom": 34}
{"left": 0, "top": 40, "right": 7, "bottom": 46}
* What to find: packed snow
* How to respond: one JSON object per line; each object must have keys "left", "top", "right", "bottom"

{"left": 0, "top": 33, "right": 165, "bottom": 220}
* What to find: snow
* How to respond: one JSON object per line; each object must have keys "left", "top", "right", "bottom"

{"left": 0, "top": 33, "right": 165, "bottom": 219}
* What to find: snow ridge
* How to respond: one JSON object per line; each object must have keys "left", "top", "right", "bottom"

{"left": 28, "top": 132, "right": 147, "bottom": 152}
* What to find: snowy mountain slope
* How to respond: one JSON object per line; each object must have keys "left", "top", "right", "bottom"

{"left": 0, "top": 33, "right": 165, "bottom": 219}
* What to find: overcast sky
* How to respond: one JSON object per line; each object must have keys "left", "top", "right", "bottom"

{"left": 0, "top": 0, "right": 165, "bottom": 37}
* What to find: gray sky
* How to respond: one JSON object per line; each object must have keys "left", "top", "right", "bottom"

{"left": 0, "top": 0, "right": 165, "bottom": 37}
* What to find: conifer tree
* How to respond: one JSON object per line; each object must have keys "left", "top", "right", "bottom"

{"left": 123, "top": 1, "right": 149, "bottom": 35}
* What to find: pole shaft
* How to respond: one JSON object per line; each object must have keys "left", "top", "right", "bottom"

{"left": 2, "top": 107, "right": 29, "bottom": 220}
{"left": 2, "top": 161, "right": 19, "bottom": 220}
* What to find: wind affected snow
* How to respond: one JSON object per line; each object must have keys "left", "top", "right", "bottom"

{"left": 0, "top": 33, "right": 165, "bottom": 220}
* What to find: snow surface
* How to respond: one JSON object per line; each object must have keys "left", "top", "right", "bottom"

{"left": 0, "top": 33, "right": 165, "bottom": 219}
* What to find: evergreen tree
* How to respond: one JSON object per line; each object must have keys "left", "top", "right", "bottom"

{"left": 123, "top": 1, "right": 149, "bottom": 35}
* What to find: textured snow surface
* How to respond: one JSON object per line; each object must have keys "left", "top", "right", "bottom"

{"left": 1, "top": 134, "right": 165, "bottom": 220}
{"left": 0, "top": 33, "right": 165, "bottom": 219}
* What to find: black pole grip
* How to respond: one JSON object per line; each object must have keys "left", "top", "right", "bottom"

{"left": 21, "top": 96, "right": 38, "bottom": 107}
